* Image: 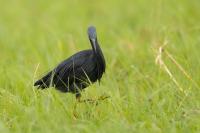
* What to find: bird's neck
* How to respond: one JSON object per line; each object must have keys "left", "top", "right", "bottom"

{"left": 93, "top": 42, "right": 106, "bottom": 72}
{"left": 90, "top": 38, "right": 106, "bottom": 72}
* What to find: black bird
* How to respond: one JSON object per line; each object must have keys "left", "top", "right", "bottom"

{"left": 34, "top": 26, "right": 106, "bottom": 100}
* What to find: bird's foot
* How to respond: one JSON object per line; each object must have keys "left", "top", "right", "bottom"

{"left": 73, "top": 95, "right": 110, "bottom": 118}
{"left": 97, "top": 95, "right": 110, "bottom": 101}
{"left": 78, "top": 95, "right": 110, "bottom": 105}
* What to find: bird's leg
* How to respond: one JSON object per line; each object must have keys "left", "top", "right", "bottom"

{"left": 73, "top": 93, "right": 82, "bottom": 119}
{"left": 75, "top": 93, "right": 82, "bottom": 102}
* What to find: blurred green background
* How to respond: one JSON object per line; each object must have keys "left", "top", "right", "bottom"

{"left": 0, "top": 0, "right": 200, "bottom": 133}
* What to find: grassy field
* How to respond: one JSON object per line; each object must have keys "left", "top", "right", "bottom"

{"left": 0, "top": 0, "right": 200, "bottom": 132}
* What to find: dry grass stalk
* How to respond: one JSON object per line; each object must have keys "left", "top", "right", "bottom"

{"left": 155, "top": 41, "right": 184, "bottom": 93}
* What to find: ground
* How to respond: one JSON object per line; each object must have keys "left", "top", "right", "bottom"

{"left": 0, "top": 0, "right": 200, "bottom": 133}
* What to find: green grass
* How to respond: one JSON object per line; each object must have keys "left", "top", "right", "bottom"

{"left": 0, "top": 0, "right": 200, "bottom": 132}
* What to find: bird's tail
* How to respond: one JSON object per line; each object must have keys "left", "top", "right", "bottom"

{"left": 34, "top": 71, "right": 54, "bottom": 89}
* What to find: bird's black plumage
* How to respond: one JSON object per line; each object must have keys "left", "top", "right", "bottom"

{"left": 34, "top": 26, "right": 106, "bottom": 97}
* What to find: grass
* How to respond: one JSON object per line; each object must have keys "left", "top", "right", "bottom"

{"left": 0, "top": 0, "right": 200, "bottom": 132}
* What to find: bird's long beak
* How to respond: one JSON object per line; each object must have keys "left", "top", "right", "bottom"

{"left": 91, "top": 38, "right": 97, "bottom": 51}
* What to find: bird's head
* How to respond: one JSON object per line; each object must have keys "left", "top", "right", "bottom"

{"left": 88, "top": 26, "right": 97, "bottom": 39}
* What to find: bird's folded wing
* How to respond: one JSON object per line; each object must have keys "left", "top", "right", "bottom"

{"left": 54, "top": 55, "right": 88, "bottom": 81}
